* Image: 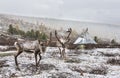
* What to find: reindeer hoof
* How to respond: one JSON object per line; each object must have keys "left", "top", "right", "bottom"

{"left": 81, "top": 73, "right": 84, "bottom": 76}
{"left": 16, "top": 66, "right": 20, "bottom": 71}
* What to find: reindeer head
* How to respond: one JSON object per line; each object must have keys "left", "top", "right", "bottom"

{"left": 55, "top": 28, "right": 72, "bottom": 45}
{"left": 38, "top": 32, "right": 52, "bottom": 53}
{"left": 40, "top": 41, "right": 47, "bottom": 52}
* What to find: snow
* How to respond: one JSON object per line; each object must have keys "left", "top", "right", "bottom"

{"left": 0, "top": 45, "right": 9, "bottom": 50}
{"left": 0, "top": 47, "right": 120, "bottom": 78}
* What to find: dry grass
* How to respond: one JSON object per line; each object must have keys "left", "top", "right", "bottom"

{"left": 0, "top": 51, "right": 16, "bottom": 57}
{"left": 65, "top": 58, "right": 81, "bottom": 63}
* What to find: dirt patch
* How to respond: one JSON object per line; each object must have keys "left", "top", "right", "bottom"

{"left": 89, "top": 65, "right": 108, "bottom": 75}
{"left": 50, "top": 72, "right": 73, "bottom": 78}
{"left": 65, "top": 58, "right": 81, "bottom": 63}
{"left": 98, "top": 51, "right": 120, "bottom": 57}
{"left": 0, "top": 60, "right": 9, "bottom": 68}
{"left": 39, "top": 64, "right": 55, "bottom": 70}
{"left": 20, "top": 63, "right": 56, "bottom": 76}
{"left": 107, "top": 58, "right": 120, "bottom": 65}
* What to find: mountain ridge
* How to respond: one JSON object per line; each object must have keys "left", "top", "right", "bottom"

{"left": 0, "top": 13, "right": 120, "bottom": 26}
{"left": 0, "top": 13, "right": 120, "bottom": 42}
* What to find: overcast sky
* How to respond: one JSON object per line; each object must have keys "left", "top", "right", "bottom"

{"left": 0, "top": 0, "right": 120, "bottom": 25}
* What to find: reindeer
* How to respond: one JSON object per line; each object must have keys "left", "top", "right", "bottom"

{"left": 55, "top": 28, "right": 84, "bottom": 76}
{"left": 55, "top": 28, "right": 72, "bottom": 59}
{"left": 14, "top": 32, "right": 52, "bottom": 70}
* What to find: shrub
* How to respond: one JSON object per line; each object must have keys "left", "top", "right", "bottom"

{"left": 68, "top": 66, "right": 84, "bottom": 76}
{"left": 7, "top": 24, "right": 48, "bottom": 40}
{"left": 89, "top": 65, "right": 108, "bottom": 75}
{"left": 0, "top": 60, "right": 9, "bottom": 68}
{"left": 102, "top": 53, "right": 117, "bottom": 57}
{"left": 107, "top": 58, "right": 120, "bottom": 65}
{"left": 99, "top": 51, "right": 119, "bottom": 57}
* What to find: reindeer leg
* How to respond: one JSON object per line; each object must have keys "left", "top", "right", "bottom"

{"left": 14, "top": 50, "right": 22, "bottom": 70}
{"left": 58, "top": 46, "right": 62, "bottom": 58}
{"left": 62, "top": 48, "right": 66, "bottom": 60}
{"left": 34, "top": 51, "right": 38, "bottom": 70}
{"left": 37, "top": 52, "right": 42, "bottom": 65}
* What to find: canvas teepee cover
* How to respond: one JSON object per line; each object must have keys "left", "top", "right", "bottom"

{"left": 74, "top": 28, "right": 97, "bottom": 44}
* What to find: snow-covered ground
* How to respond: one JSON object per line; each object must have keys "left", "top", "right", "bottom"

{"left": 0, "top": 47, "right": 120, "bottom": 78}
{"left": 0, "top": 46, "right": 9, "bottom": 51}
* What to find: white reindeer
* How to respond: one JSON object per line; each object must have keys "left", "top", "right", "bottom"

{"left": 14, "top": 32, "right": 52, "bottom": 70}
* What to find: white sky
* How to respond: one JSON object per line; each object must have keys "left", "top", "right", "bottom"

{"left": 0, "top": 0, "right": 120, "bottom": 25}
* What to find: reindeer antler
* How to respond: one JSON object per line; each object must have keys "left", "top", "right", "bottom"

{"left": 55, "top": 28, "right": 72, "bottom": 47}
{"left": 66, "top": 28, "right": 72, "bottom": 39}
{"left": 47, "top": 32, "right": 52, "bottom": 46}
{"left": 64, "top": 28, "right": 72, "bottom": 44}
{"left": 55, "top": 30, "right": 64, "bottom": 46}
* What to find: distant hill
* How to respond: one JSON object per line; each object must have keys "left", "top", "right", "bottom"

{"left": 0, "top": 13, "right": 120, "bottom": 42}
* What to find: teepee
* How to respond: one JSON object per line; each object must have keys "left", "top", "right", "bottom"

{"left": 74, "top": 28, "right": 97, "bottom": 44}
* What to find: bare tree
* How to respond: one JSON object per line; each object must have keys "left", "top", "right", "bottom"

{"left": 55, "top": 28, "right": 72, "bottom": 59}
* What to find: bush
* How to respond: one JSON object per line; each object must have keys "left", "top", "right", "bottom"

{"left": 98, "top": 50, "right": 120, "bottom": 57}
{"left": 107, "top": 58, "right": 120, "bottom": 65}
{"left": 89, "top": 65, "right": 108, "bottom": 75}
{"left": 0, "top": 60, "right": 9, "bottom": 68}
{"left": 7, "top": 24, "right": 48, "bottom": 40}
{"left": 68, "top": 66, "right": 84, "bottom": 76}
{"left": 8, "top": 24, "right": 14, "bottom": 34}
{"left": 111, "top": 39, "right": 118, "bottom": 45}
{"left": 94, "top": 36, "right": 98, "bottom": 43}
{"left": 8, "top": 24, "right": 25, "bottom": 36}
{"left": 101, "top": 52, "right": 118, "bottom": 57}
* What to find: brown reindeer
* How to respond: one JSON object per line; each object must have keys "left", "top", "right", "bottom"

{"left": 14, "top": 32, "right": 52, "bottom": 70}
{"left": 55, "top": 28, "right": 72, "bottom": 59}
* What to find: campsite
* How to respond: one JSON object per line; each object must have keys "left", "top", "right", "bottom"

{"left": 0, "top": 23, "right": 120, "bottom": 78}
{"left": 0, "top": 1, "right": 120, "bottom": 76}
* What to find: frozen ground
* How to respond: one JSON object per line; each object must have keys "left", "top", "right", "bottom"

{"left": 0, "top": 47, "right": 120, "bottom": 78}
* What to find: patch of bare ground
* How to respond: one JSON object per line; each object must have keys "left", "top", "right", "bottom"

{"left": 73, "top": 50, "right": 82, "bottom": 55}
{"left": 98, "top": 51, "right": 120, "bottom": 57}
{"left": 68, "top": 66, "right": 85, "bottom": 76}
{"left": 20, "top": 63, "right": 55, "bottom": 76}
{"left": 0, "top": 60, "right": 9, "bottom": 68}
{"left": 50, "top": 72, "right": 73, "bottom": 78}
{"left": 65, "top": 58, "right": 81, "bottom": 63}
{"left": 107, "top": 57, "right": 120, "bottom": 65}
{"left": 89, "top": 65, "right": 108, "bottom": 75}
